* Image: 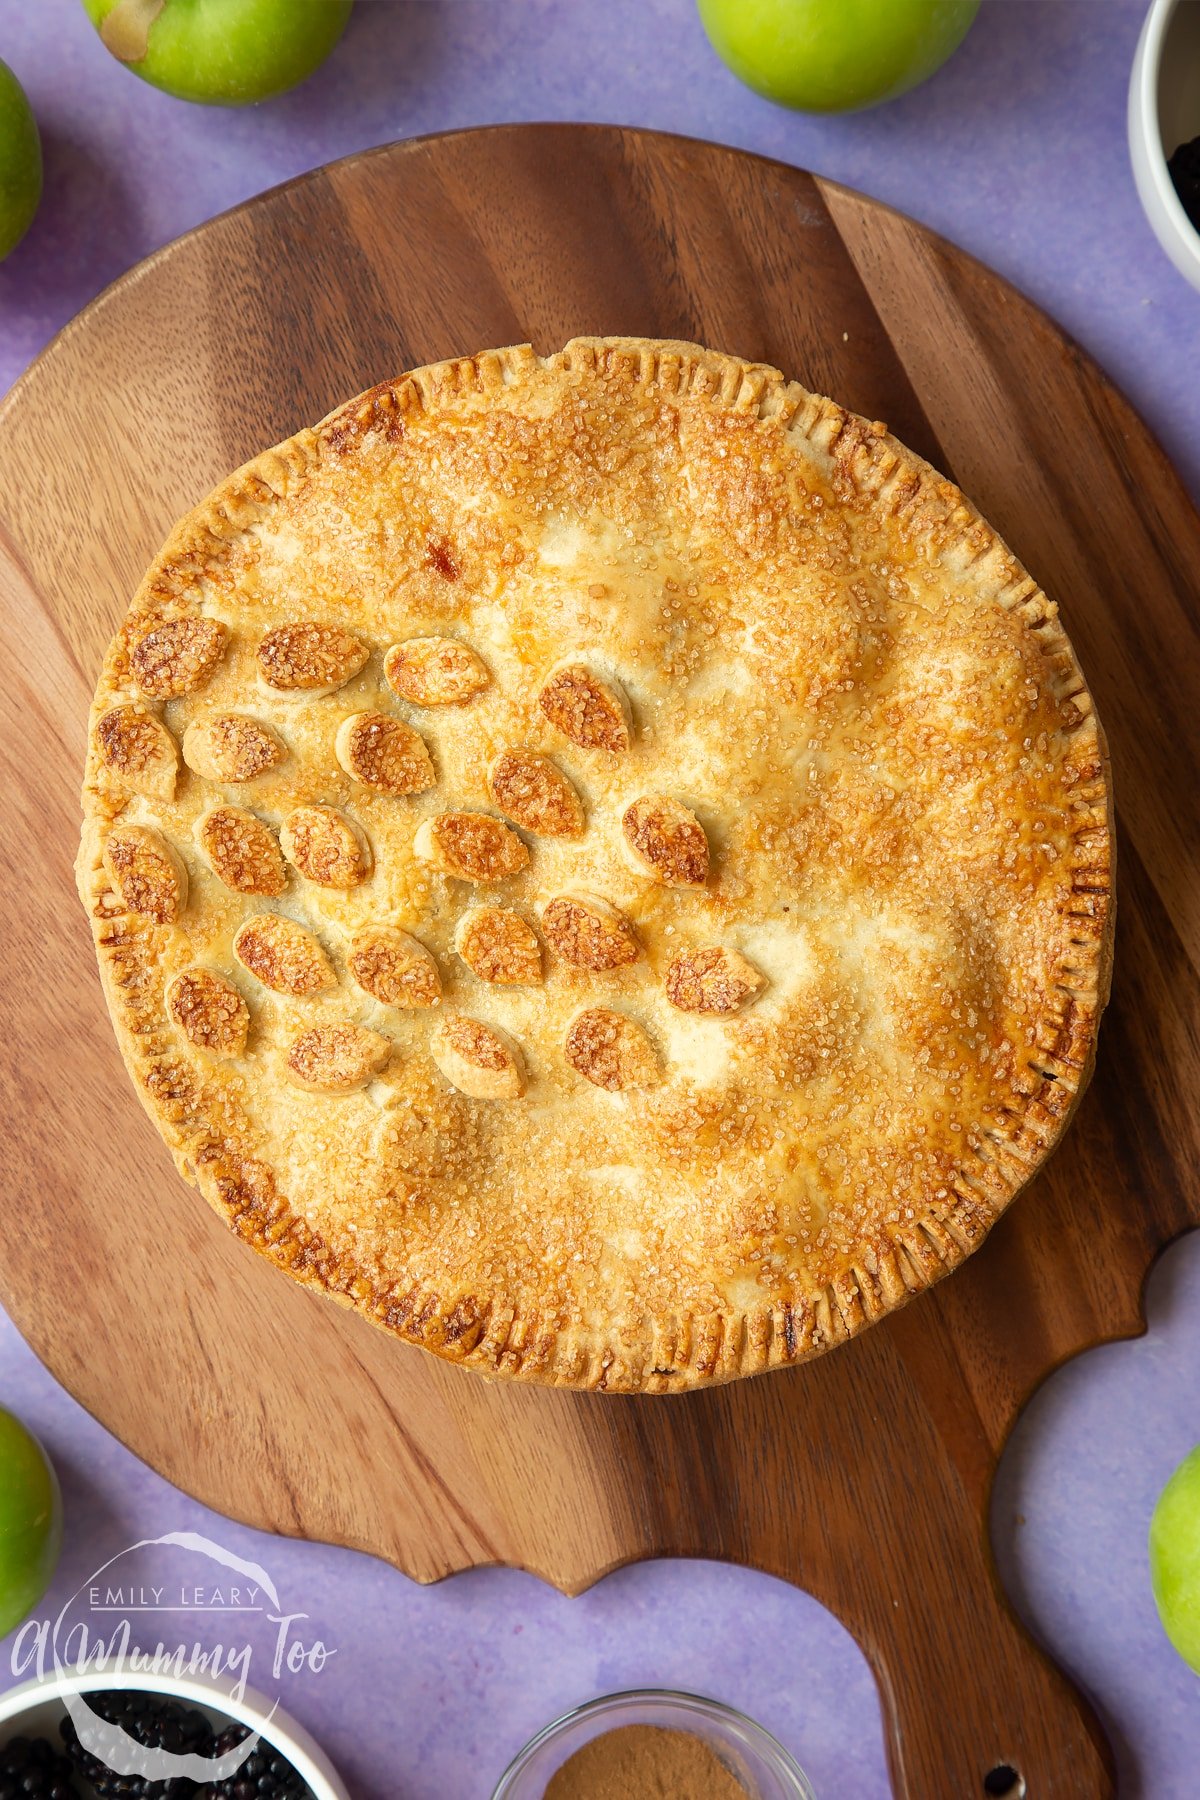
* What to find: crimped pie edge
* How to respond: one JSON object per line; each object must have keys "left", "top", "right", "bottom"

{"left": 76, "top": 335, "right": 1115, "bottom": 1394}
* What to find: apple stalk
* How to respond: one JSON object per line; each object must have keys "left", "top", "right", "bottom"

{"left": 102, "top": 0, "right": 167, "bottom": 63}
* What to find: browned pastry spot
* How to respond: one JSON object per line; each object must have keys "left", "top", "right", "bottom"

{"left": 489, "top": 750, "right": 584, "bottom": 838}
{"left": 623, "top": 796, "right": 709, "bottom": 887}
{"left": 425, "top": 536, "right": 460, "bottom": 581}
{"left": 234, "top": 913, "right": 335, "bottom": 996}
{"left": 281, "top": 805, "right": 372, "bottom": 888}
{"left": 384, "top": 637, "right": 489, "bottom": 706}
{"left": 665, "top": 946, "right": 765, "bottom": 1015}
{"left": 257, "top": 622, "right": 368, "bottom": 692}
{"left": 286, "top": 1023, "right": 391, "bottom": 1093}
{"left": 335, "top": 712, "right": 435, "bottom": 796}
{"left": 564, "top": 1007, "right": 661, "bottom": 1091}
{"left": 167, "top": 968, "right": 249, "bottom": 1054}
{"left": 197, "top": 805, "right": 287, "bottom": 896}
{"left": 540, "top": 893, "right": 640, "bottom": 970}
{"left": 431, "top": 1013, "right": 526, "bottom": 1098}
{"left": 348, "top": 926, "right": 442, "bottom": 1007}
{"left": 183, "top": 714, "right": 285, "bottom": 783}
{"left": 131, "top": 617, "right": 227, "bottom": 698}
{"left": 538, "top": 662, "right": 631, "bottom": 753}
{"left": 95, "top": 704, "right": 177, "bottom": 801}
{"left": 103, "top": 826, "right": 187, "bottom": 923}
{"left": 456, "top": 908, "right": 543, "bottom": 985}
{"left": 414, "top": 812, "right": 530, "bottom": 882}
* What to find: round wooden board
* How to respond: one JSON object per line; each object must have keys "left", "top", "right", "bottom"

{"left": 2, "top": 125, "right": 1198, "bottom": 1799}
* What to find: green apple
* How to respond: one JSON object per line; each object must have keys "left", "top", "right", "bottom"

{"left": 0, "top": 59, "right": 42, "bottom": 261}
{"left": 696, "top": 0, "right": 981, "bottom": 114}
{"left": 0, "top": 1408, "right": 61, "bottom": 1637}
{"left": 80, "top": 0, "right": 354, "bottom": 107}
{"left": 1150, "top": 1444, "right": 1200, "bottom": 1675}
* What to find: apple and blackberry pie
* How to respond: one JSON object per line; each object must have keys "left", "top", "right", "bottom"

{"left": 77, "top": 337, "right": 1113, "bottom": 1391}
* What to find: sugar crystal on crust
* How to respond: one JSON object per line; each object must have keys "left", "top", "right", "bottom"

{"left": 455, "top": 907, "right": 542, "bottom": 985}
{"left": 167, "top": 968, "right": 249, "bottom": 1054}
{"left": 623, "top": 796, "right": 709, "bottom": 886}
{"left": 197, "top": 805, "right": 287, "bottom": 896}
{"left": 183, "top": 714, "right": 285, "bottom": 783}
{"left": 258, "top": 622, "right": 368, "bottom": 692}
{"left": 131, "top": 617, "right": 227, "bottom": 698}
{"left": 564, "top": 1007, "right": 661, "bottom": 1091}
{"left": 538, "top": 662, "right": 631, "bottom": 752}
{"left": 665, "top": 946, "right": 764, "bottom": 1014}
{"left": 103, "top": 825, "right": 187, "bottom": 923}
{"left": 234, "top": 913, "right": 335, "bottom": 996}
{"left": 96, "top": 705, "right": 177, "bottom": 802}
{"left": 349, "top": 926, "right": 442, "bottom": 1007}
{"left": 335, "top": 712, "right": 435, "bottom": 796}
{"left": 488, "top": 750, "right": 584, "bottom": 838}
{"left": 431, "top": 1013, "right": 526, "bottom": 1099}
{"left": 414, "top": 812, "right": 530, "bottom": 882}
{"left": 281, "top": 805, "right": 372, "bottom": 888}
{"left": 286, "top": 1022, "right": 391, "bottom": 1093}
{"left": 541, "top": 893, "right": 640, "bottom": 969}
{"left": 384, "top": 637, "right": 489, "bottom": 706}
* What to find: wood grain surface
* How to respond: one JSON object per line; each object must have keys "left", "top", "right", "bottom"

{"left": 2, "top": 124, "right": 1197, "bottom": 1800}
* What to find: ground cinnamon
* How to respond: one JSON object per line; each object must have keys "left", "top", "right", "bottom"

{"left": 543, "top": 1724, "right": 748, "bottom": 1799}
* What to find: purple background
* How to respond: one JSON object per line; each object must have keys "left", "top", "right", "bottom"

{"left": 1, "top": 1, "right": 1198, "bottom": 1794}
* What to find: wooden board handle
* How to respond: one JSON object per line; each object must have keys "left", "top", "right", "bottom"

{"left": 867, "top": 1555, "right": 1114, "bottom": 1797}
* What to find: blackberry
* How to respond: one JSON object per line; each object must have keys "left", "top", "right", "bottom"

{"left": 60, "top": 1690, "right": 214, "bottom": 1798}
{"left": 0, "top": 1733, "right": 80, "bottom": 1799}
{"left": 195, "top": 1725, "right": 312, "bottom": 1798}
{"left": 1169, "top": 135, "right": 1200, "bottom": 232}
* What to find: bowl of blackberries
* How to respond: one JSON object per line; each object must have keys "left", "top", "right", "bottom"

{"left": 0, "top": 1671, "right": 349, "bottom": 1800}
{"left": 1129, "top": 0, "right": 1200, "bottom": 289}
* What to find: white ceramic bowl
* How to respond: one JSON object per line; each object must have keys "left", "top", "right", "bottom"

{"left": 0, "top": 1667, "right": 350, "bottom": 1798}
{"left": 1129, "top": 0, "right": 1200, "bottom": 289}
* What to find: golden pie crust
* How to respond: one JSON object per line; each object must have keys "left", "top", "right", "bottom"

{"left": 78, "top": 337, "right": 1114, "bottom": 1392}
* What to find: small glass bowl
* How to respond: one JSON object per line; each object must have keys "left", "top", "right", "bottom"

{"left": 491, "top": 1688, "right": 816, "bottom": 1799}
